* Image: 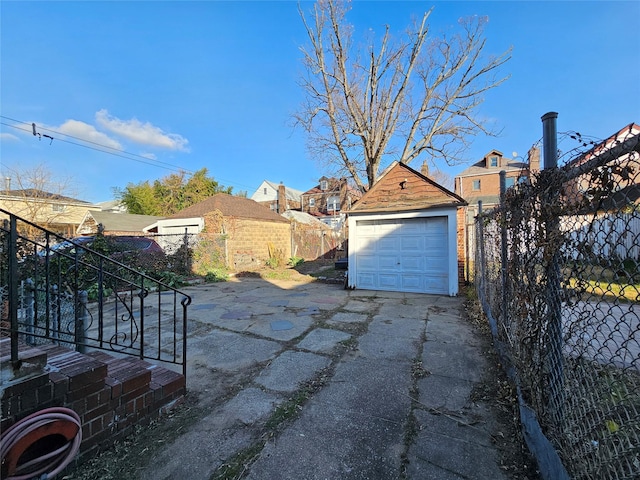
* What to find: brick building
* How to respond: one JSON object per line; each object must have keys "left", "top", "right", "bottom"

{"left": 301, "top": 177, "right": 362, "bottom": 228}
{"left": 454, "top": 146, "right": 540, "bottom": 281}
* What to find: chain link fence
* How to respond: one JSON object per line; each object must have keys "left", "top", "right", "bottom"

{"left": 475, "top": 123, "right": 640, "bottom": 479}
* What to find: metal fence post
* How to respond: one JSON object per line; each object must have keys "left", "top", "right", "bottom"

{"left": 24, "top": 278, "right": 35, "bottom": 345}
{"left": 476, "top": 201, "right": 486, "bottom": 300}
{"left": 76, "top": 290, "right": 88, "bottom": 354}
{"left": 51, "top": 284, "right": 59, "bottom": 344}
{"left": 541, "top": 111, "right": 564, "bottom": 425}
{"left": 499, "top": 171, "right": 509, "bottom": 332}
{"left": 8, "top": 215, "right": 19, "bottom": 365}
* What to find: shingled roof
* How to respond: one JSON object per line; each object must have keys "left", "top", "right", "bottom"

{"left": 169, "top": 193, "right": 289, "bottom": 223}
{"left": 81, "top": 211, "right": 164, "bottom": 233}
{"left": 349, "top": 162, "right": 466, "bottom": 213}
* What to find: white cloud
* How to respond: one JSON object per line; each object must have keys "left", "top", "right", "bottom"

{"left": 95, "top": 109, "right": 189, "bottom": 152}
{"left": 140, "top": 152, "right": 157, "bottom": 160}
{"left": 55, "top": 119, "right": 122, "bottom": 150}
{"left": 0, "top": 133, "right": 20, "bottom": 142}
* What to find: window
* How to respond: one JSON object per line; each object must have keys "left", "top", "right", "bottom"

{"left": 51, "top": 204, "right": 66, "bottom": 212}
{"left": 309, "top": 198, "right": 316, "bottom": 207}
{"left": 505, "top": 177, "right": 515, "bottom": 188}
{"left": 320, "top": 180, "right": 328, "bottom": 191}
{"left": 472, "top": 180, "right": 481, "bottom": 191}
{"left": 263, "top": 187, "right": 267, "bottom": 195}
{"left": 489, "top": 156, "right": 498, "bottom": 167}
{"left": 327, "top": 196, "right": 340, "bottom": 212}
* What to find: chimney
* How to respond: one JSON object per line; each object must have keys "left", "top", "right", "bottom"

{"left": 277, "top": 182, "right": 286, "bottom": 214}
{"left": 4, "top": 177, "right": 10, "bottom": 192}
{"left": 421, "top": 161, "right": 429, "bottom": 177}
{"left": 528, "top": 146, "right": 541, "bottom": 173}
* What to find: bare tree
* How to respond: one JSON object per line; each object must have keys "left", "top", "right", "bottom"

{"left": 1, "top": 164, "right": 78, "bottom": 237}
{"left": 295, "top": 0, "right": 511, "bottom": 191}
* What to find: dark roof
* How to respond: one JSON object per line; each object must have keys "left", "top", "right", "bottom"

{"left": 169, "top": 193, "right": 289, "bottom": 223}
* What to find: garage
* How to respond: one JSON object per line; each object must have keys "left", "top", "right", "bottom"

{"left": 346, "top": 162, "right": 466, "bottom": 295}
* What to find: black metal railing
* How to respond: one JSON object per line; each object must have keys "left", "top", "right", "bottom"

{"left": 0, "top": 209, "right": 191, "bottom": 378}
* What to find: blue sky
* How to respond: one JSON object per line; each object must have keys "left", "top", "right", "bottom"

{"left": 1, "top": 0, "right": 639, "bottom": 203}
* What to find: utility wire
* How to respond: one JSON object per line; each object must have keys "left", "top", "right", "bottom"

{"left": 0, "top": 115, "right": 257, "bottom": 193}
{"left": 0, "top": 116, "right": 194, "bottom": 174}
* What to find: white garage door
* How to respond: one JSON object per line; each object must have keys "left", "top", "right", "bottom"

{"left": 354, "top": 217, "right": 448, "bottom": 294}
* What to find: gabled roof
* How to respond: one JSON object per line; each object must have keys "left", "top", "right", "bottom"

{"left": 349, "top": 162, "right": 466, "bottom": 213}
{"left": 169, "top": 193, "right": 289, "bottom": 223}
{"left": 263, "top": 181, "right": 304, "bottom": 201}
{"left": 81, "top": 211, "right": 164, "bottom": 232}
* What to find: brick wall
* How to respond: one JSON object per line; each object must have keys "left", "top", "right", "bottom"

{"left": 224, "top": 217, "right": 291, "bottom": 270}
{"left": 0, "top": 339, "right": 184, "bottom": 459}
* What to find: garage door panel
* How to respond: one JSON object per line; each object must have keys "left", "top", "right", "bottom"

{"left": 424, "top": 276, "right": 448, "bottom": 294}
{"left": 400, "top": 235, "right": 423, "bottom": 251}
{"left": 377, "top": 236, "right": 398, "bottom": 250}
{"left": 378, "top": 255, "right": 399, "bottom": 270}
{"left": 378, "top": 274, "right": 400, "bottom": 289}
{"left": 354, "top": 216, "right": 450, "bottom": 294}
{"left": 357, "top": 254, "right": 379, "bottom": 270}
{"left": 357, "top": 272, "right": 376, "bottom": 289}
{"left": 401, "top": 275, "right": 422, "bottom": 290}
{"left": 401, "top": 255, "right": 424, "bottom": 271}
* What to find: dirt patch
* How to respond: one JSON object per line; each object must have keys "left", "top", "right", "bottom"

{"left": 234, "top": 259, "right": 347, "bottom": 284}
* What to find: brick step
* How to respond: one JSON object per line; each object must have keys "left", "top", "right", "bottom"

{"left": 86, "top": 352, "right": 185, "bottom": 408}
{"left": 38, "top": 345, "right": 107, "bottom": 401}
{"left": 0, "top": 337, "right": 48, "bottom": 376}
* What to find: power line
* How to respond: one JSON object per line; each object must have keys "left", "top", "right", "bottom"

{"left": 0, "top": 116, "right": 194, "bottom": 174}
{"left": 0, "top": 115, "right": 258, "bottom": 193}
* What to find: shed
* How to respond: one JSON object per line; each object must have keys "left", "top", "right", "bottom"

{"left": 169, "top": 193, "right": 291, "bottom": 270}
{"left": 346, "top": 162, "right": 466, "bottom": 295}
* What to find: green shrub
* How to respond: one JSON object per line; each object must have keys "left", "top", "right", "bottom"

{"left": 289, "top": 256, "right": 304, "bottom": 267}
{"left": 204, "top": 269, "right": 228, "bottom": 283}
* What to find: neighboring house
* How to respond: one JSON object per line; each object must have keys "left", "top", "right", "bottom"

{"left": 346, "top": 161, "right": 467, "bottom": 296}
{"left": 301, "top": 177, "right": 362, "bottom": 229}
{"left": 454, "top": 147, "right": 540, "bottom": 214}
{"left": 76, "top": 211, "right": 164, "bottom": 236}
{"left": 0, "top": 188, "right": 99, "bottom": 237}
{"left": 168, "top": 193, "right": 291, "bottom": 270}
{"left": 454, "top": 146, "right": 540, "bottom": 282}
{"left": 563, "top": 122, "right": 640, "bottom": 213}
{"left": 250, "top": 181, "right": 303, "bottom": 213}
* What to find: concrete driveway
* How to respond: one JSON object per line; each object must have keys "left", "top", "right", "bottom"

{"left": 139, "top": 276, "right": 508, "bottom": 480}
